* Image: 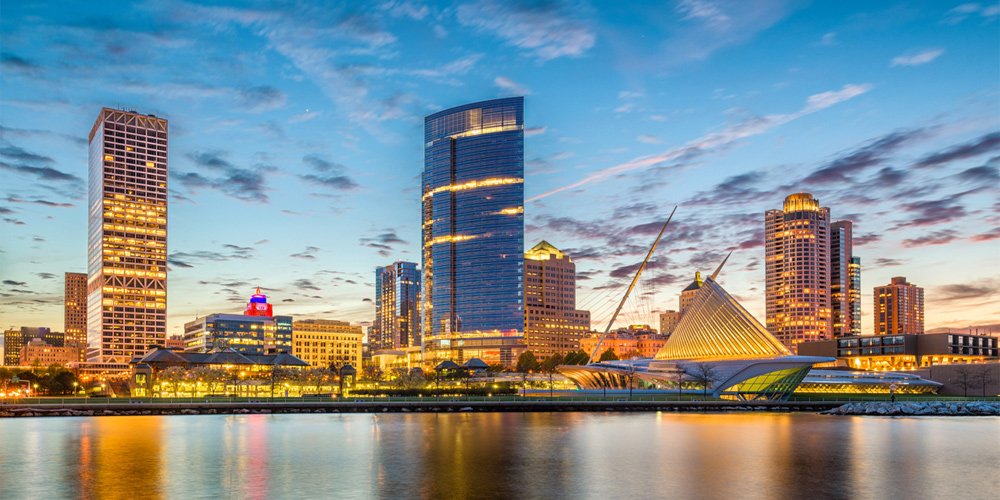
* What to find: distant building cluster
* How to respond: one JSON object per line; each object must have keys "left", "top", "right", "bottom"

{"left": 4, "top": 99, "right": 995, "bottom": 400}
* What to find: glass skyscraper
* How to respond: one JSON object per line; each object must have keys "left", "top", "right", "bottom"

{"left": 421, "top": 97, "right": 525, "bottom": 365}
{"left": 374, "top": 261, "right": 421, "bottom": 350}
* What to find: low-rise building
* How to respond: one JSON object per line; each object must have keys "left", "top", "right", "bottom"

{"left": 3, "top": 327, "right": 62, "bottom": 366}
{"left": 18, "top": 338, "right": 83, "bottom": 366}
{"left": 128, "top": 347, "right": 311, "bottom": 397}
{"left": 292, "top": 319, "right": 363, "bottom": 368}
{"left": 798, "top": 332, "right": 999, "bottom": 371}
{"left": 183, "top": 290, "right": 292, "bottom": 355}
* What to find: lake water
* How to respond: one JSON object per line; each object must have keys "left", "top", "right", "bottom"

{"left": 0, "top": 412, "right": 997, "bottom": 500}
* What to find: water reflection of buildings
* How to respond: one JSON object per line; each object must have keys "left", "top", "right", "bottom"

{"left": 79, "top": 417, "right": 164, "bottom": 500}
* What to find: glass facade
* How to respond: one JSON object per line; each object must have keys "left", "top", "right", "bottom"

{"left": 182, "top": 313, "right": 293, "bottom": 355}
{"left": 374, "top": 261, "right": 421, "bottom": 350}
{"left": 421, "top": 97, "right": 525, "bottom": 360}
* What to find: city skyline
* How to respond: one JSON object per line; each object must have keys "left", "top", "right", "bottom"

{"left": 2, "top": 1, "right": 998, "bottom": 339}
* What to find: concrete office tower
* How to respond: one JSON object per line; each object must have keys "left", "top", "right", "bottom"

{"left": 421, "top": 97, "right": 526, "bottom": 366}
{"left": 373, "top": 261, "right": 421, "bottom": 350}
{"left": 64, "top": 272, "right": 88, "bottom": 361}
{"left": 830, "top": 221, "right": 861, "bottom": 337}
{"left": 87, "top": 108, "right": 168, "bottom": 362}
{"left": 765, "top": 193, "right": 832, "bottom": 353}
{"left": 875, "top": 277, "right": 925, "bottom": 335}
{"left": 524, "top": 241, "right": 590, "bottom": 359}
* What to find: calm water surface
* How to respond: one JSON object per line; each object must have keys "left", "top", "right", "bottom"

{"left": 1, "top": 412, "right": 997, "bottom": 500}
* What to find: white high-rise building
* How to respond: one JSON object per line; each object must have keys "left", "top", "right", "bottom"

{"left": 87, "top": 108, "right": 168, "bottom": 362}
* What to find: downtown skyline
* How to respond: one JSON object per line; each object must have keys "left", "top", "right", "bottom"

{"left": 1, "top": 1, "right": 998, "bottom": 339}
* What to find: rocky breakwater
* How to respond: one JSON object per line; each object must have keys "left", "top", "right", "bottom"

{"left": 822, "top": 401, "right": 1000, "bottom": 416}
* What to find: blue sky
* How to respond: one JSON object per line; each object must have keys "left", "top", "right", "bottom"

{"left": 1, "top": 0, "right": 998, "bottom": 339}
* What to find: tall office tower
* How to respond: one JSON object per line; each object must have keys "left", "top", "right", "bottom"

{"left": 373, "top": 261, "right": 421, "bottom": 350}
{"left": 830, "top": 221, "right": 861, "bottom": 337}
{"left": 421, "top": 97, "right": 526, "bottom": 366}
{"left": 848, "top": 257, "right": 862, "bottom": 334}
{"left": 64, "top": 272, "right": 88, "bottom": 361}
{"left": 524, "top": 241, "right": 590, "bottom": 360}
{"left": 765, "top": 193, "right": 832, "bottom": 353}
{"left": 87, "top": 108, "right": 168, "bottom": 362}
{"left": 875, "top": 277, "right": 925, "bottom": 335}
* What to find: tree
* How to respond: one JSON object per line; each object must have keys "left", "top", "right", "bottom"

{"left": 539, "top": 354, "right": 564, "bottom": 398}
{"left": 686, "top": 363, "right": 719, "bottom": 398}
{"left": 599, "top": 349, "right": 619, "bottom": 362}
{"left": 516, "top": 351, "right": 539, "bottom": 373}
{"left": 953, "top": 365, "right": 976, "bottom": 398}
{"left": 361, "top": 365, "right": 384, "bottom": 385}
{"left": 978, "top": 365, "right": 996, "bottom": 398}
{"left": 539, "top": 353, "right": 564, "bottom": 373}
{"left": 624, "top": 363, "right": 638, "bottom": 401}
{"left": 271, "top": 366, "right": 296, "bottom": 397}
{"left": 562, "top": 350, "right": 590, "bottom": 365}
{"left": 157, "top": 366, "right": 187, "bottom": 397}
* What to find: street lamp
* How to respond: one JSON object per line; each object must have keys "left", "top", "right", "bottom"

{"left": 73, "top": 382, "right": 78, "bottom": 396}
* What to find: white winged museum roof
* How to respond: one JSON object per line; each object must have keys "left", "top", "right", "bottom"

{"left": 654, "top": 274, "right": 791, "bottom": 360}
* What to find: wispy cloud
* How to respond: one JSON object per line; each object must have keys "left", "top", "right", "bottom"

{"left": 494, "top": 76, "right": 532, "bottom": 95}
{"left": 299, "top": 155, "right": 359, "bottom": 191}
{"left": 360, "top": 230, "right": 408, "bottom": 257}
{"left": 456, "top": 0, "right": 595, "bottom": 61}
{"left": 890, "top": 48, "right": 944, "bottom": 67}
{"left": 528, "top": 83, "right": 872, "bottom": 201}
{"left": 171, "top": 151, "right": 273, "bottom": 204}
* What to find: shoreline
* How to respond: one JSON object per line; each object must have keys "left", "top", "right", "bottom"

{"left": 2, "top": 400, "right": 840, "bottom": 417}
{"left": 3, "top": 399, "right": 998, "bottom": 417}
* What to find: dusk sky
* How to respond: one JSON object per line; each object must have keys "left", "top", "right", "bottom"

{"left": 1, "top": 0, "right": 998, "bottom": 339}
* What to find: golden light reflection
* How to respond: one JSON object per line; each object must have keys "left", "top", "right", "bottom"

{"left": 78, "top": 417, "right": 163, "bottom": 500}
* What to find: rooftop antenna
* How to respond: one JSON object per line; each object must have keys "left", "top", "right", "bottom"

{"left": 588, "top": 206, "right": 676, "bottom": 364}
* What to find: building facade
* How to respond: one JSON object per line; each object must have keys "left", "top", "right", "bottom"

{"left": 798, "top": 332, "right": 998, "bottom": 370}
{"left": 87, "top": 108, "right": 168, "bottom": 362}
{"left": 373, "top": 261, "right": 421, "bottom": 350}
{"left": 421, "top": 97, "right": 525, "bottom": 366}
{"left": 183, "top": 290, "right": 292, "bottom": 354}
{"left": 292, "top": 319, "right": 363, "bottom": 368}
{"left": 524, "top": 241, "right": 590, "bottom": 359}
{"left": 3, "top": 327, "right": 62, "bottom": 366}
{"left": 19, "top": 339, "right": 82, "bottom": 366}
{"left": 65, "top": 272, "right": 88, "bottom": 361}
{"left": 766, "top": 193, "right": 858, "bottom": 352}
{"left": 830, "top": 221, "right": 861, "bottom": 336}
{"left": 875, "top": 277, "right": 925, "bottom": 335}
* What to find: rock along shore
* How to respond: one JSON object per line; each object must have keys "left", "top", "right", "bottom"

{"left": 822, "top": 401, "right": 999, "bottom": 416}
